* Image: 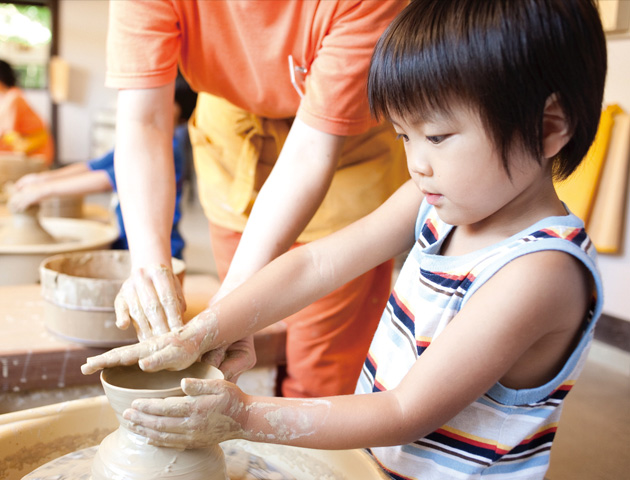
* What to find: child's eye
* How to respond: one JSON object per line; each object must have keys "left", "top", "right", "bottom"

{"left": 426, "top": 135, "right": 447, "bottom": 144}
{"left": 395, "top": 133, "right": 409, "bottom": 143}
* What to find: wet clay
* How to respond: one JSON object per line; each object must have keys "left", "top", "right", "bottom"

{"left": 0, "top": 217, "right": 119, "bottom": 286}
{"left": 0, "top": 205, "right": 55, "bottom": 245}
{"left": 24, "top": 443, "right": 297, "bottom": 480}
{"left": 92, "top": 363, "right": 228, "bottom": 480}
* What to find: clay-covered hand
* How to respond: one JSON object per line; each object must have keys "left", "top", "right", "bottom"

{"left": 8, "top": 186, "right": 43, "bottom": 212}
{"left": 202, "top": 335, "right": 257, "bottom": 383}
{"left": 115, "top": 264, "right": 186, "bottom": 340}
{"left": 13, "top": 172, "right": 47, "bottom": 190}
{"left": 81, "top": 322, "right": 208, "bottom": 374}
{"left": 123, "top": 378, "right": 247, "bottom": 449}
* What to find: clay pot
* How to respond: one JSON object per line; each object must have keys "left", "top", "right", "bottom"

{"left": 39, "top": 250, "right": 186, "bottom": 347}
{"left": 40, "top": 195, "right": 84, "bottom": 218}
{"left": 0, "top": 217, "right": 119, "bottom": 286}
{"left": 0, "top": 206, "right": 55, "bottom": 246}
{"left": 92, "top": 363, "right": 227, "bottom": 480}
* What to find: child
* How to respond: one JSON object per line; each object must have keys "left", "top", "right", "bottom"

{"left": 82, "top": 0, "right": 606, "bottom": 478}
{"left": 9, "top": 74, "right": 197, "bottom": 260}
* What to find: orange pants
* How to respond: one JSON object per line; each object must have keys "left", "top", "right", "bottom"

{"left": 208, "top": 221, "right": 393, "bottom": 398}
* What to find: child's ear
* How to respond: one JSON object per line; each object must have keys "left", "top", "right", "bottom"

{"left": 542, "top": 94, "right": 571, "bottom": 159}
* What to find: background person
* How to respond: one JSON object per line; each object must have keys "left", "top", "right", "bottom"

{"left": 0, "top": 59, "right": 54, "bottom": 165}
{"left": 9, "top": 74, "right": 197, "bottom": 260}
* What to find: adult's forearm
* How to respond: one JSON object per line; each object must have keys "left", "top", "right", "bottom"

{"left": 114, "top": 86, "right": 176, "bottom": 268}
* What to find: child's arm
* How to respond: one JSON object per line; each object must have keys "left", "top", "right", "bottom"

{"left": 82, "top": 180, "right": 422, "bottom": 375}
{"left": 122, "top": 245, "right": 591, "bottom": 451}
{"left": 9, "top": 169, "right": 112, "bottom": 212}
{"left": 13, "top": 162, "right": 90, "bottom": 189}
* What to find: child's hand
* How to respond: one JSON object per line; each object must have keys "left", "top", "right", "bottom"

{"left": 13, "top": 172, "right": 46, "bottom": 190}
{"left": 81, "top": 323, "right": 207, "bottom": 374}
{"left": 123, "top": 378, "right": 247, "bottom": 449}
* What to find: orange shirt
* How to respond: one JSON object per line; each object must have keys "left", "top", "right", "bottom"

{"left": 0, "top": 87, "right": 54, "bottom": 165}
{"left": 106, "top": 0, "right": 407, "bottom": 136}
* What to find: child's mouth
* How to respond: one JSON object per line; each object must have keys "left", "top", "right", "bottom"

{"left": 425, "top": 193, "right": 443, "bottom": 205}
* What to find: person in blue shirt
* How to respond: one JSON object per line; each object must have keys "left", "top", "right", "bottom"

{"left": 9, "top": 74, "right": 197, "bottom": 260}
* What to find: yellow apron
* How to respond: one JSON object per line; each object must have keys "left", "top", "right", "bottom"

{"left": 189, "top": 93, "right": 409, "bottom": 243}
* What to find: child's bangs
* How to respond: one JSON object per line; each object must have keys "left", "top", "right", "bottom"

{"left": 368, "top": 47, "right": 458, "bottom": 124}
{"left": 368, "top": 1, "right": 474, "bottom": 124}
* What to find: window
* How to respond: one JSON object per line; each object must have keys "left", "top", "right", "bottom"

{"left": 0, "top": 2, "right": 53, "bottom": 89}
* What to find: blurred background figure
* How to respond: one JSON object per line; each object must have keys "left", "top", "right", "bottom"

{"left": 0, "top": 59, "right": 54, "bottom": 165}
{"left": 8, "top": 73, "right": 197, "bottom": 260}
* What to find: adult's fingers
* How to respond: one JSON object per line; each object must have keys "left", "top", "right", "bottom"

{"left": 200, "top": 345, "right": 228, "bottom": 369}
{"left": 149, "top": 265, "right": 185, "bottom": 331}
{"left": 114, "top": 292, "right": 132, "bottom": 330}
{"left": 220, "top": 339, "right": 257, "bottom": 382}
{"left": 115, "top": 279, "right": 154, "bottom": 339}
{"left": 135, "top": 269, "right": 170, "bottom": 336}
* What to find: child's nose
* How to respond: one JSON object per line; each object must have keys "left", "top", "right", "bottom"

{"left": 408, "top": 153, "right": 432, "bottom": 176}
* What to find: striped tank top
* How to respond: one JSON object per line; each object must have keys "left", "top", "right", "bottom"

{"left": 355, "top": 201, "right": 604, "bottom": 479}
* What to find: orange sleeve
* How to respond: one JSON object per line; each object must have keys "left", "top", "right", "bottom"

{"left": 297, "top": 1, "right": 408, "bottom": 136}
{"left": 105, "top": 0, "right": 408, "bottom": 137}
{"left": 105, "top": 0, "right": 180, "bottom": 89}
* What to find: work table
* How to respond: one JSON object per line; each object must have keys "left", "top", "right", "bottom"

{"left": 0, "top": 274, "right": 286, "bottom": 394}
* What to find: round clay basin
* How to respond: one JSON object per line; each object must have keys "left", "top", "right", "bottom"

{"left": 101, "top": 363, "right": 222, "bottom": 424}
{"left": 0, "top": 217, "right": 119, "bottom": 286}
{"left": 40, "top": 250, "right": 186, "bottom": 348}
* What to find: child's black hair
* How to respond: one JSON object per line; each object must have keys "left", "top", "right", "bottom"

{"left": 368, "top": 0, "right": 607, "bottom": 180}
{"left": 0, "top": 59, "right": 17, "bottom": 88}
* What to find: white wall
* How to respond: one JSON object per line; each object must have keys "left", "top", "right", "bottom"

{"left": 56, "top": 0, "right": 116, "bottom": 163}
{"left": 598, "top": 36, "right": 630, "bottom": 321}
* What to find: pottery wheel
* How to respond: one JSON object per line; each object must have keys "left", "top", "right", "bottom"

{"left": 24, "top": 443, "right": 296, "bottom": 480}
{"left": 0, "top": 206, "right": 56, "bottom": 246}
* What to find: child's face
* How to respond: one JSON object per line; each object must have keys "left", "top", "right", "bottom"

{"left": 391, "top": 104, "right": 550, "bottom": 229}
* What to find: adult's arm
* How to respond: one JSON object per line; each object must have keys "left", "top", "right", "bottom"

{"left": 112, "top": 83, "right": 187, "bottom": 339}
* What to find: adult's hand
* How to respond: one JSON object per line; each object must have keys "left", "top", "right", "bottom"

{"left": 196, "top": 283, "right": 257, "bottom": 382}
{"left": 202, "top": 335, "right": 257, "bottom": 382}
{"left": 114, "top": 264, "right": 186, "bottom": 340}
